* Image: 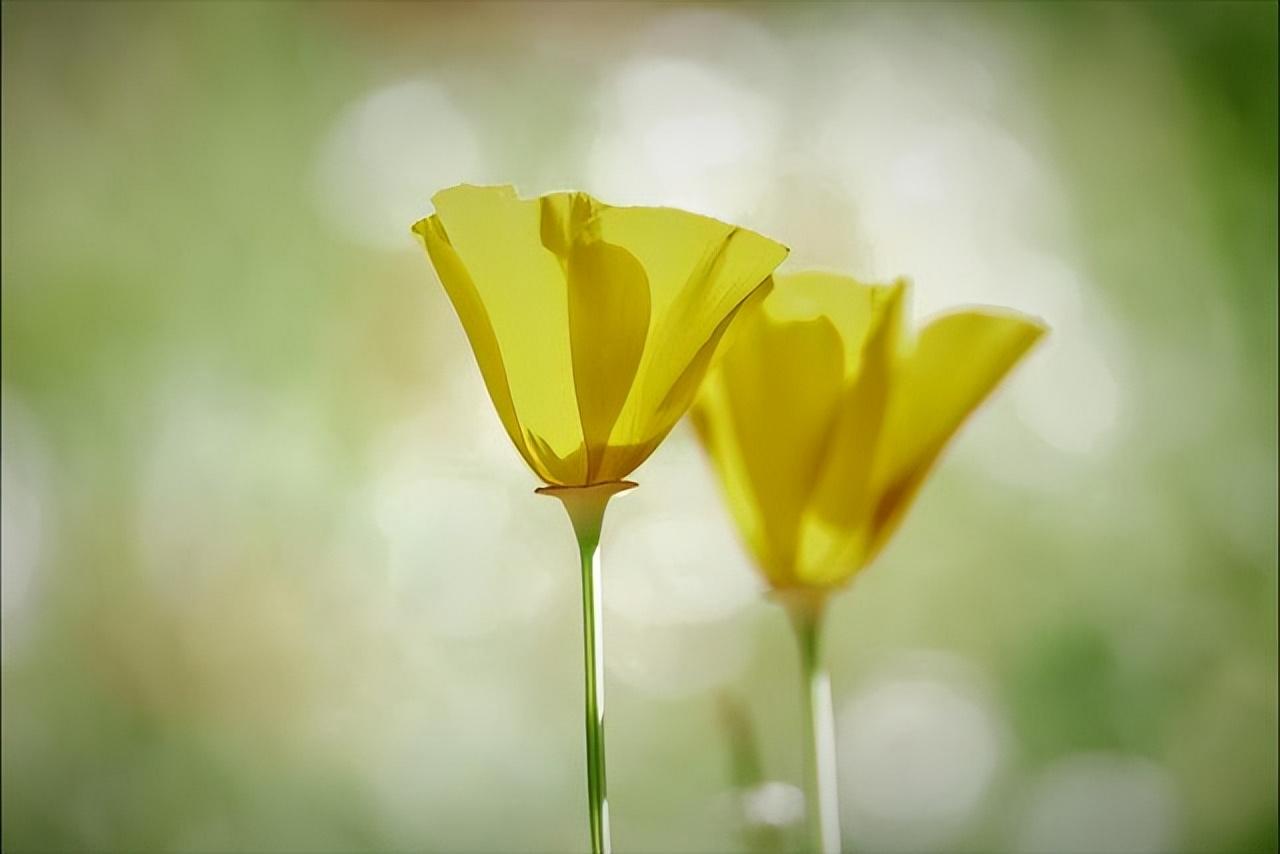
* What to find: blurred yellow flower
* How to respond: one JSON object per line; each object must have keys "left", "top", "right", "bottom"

{"left": 413, "top": 184, "right": 789, "bottom": 487}
{"left": 694, "top": 271, "right": 1047, "bottom": 593}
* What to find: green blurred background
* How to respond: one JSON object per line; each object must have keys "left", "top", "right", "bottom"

{"left": 2, "top": 2, "right": 1276, "bottom": 852}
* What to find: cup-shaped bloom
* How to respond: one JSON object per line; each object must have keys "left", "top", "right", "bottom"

{"left": 412, "top": 185, "right": 789, "bottom": 487}
{"left": 693, "top": 272, "right": 1047, "bottom": 591}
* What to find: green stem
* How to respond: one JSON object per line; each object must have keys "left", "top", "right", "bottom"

{"left": 577, "top": 517, "right": 609, "bottom": 854}
{"left": 539, "top": 481, "right": 635, "bottom": 854}
{"left": 788, "top": 597, "right": 841, "bottom": 854}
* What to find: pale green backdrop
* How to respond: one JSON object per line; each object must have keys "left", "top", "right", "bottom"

{"left": 2, "top": 2, "right": 1276, "bottom": 852}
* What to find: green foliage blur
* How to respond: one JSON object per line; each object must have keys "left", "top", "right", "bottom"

{"left": 2, "top": 2, "right": 1275, "bottom": 852}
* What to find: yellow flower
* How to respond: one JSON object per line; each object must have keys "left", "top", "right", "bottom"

{"left": 694, "top": 271, "right": 1047, "bottom": 592}
{"left": 412, "top": 184, "right": 789, "bottom": 487}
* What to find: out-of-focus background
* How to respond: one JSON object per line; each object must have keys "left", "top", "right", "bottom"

{"left": 2, "top": 2, "right": 1276, "bottom": 852}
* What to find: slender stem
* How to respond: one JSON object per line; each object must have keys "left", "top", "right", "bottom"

{"left": 577, "top": 520, "right": 610, "bottom": 854}
{"left": 788, "top": 597, "right": 841, "bottom": 854}
{"left": 538, "top": 481, "right": 635, "bottom": 854}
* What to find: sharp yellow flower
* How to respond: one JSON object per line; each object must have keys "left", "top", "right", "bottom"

{"left": 411, "top": 184, "right": 788, "bottom": 854}
{"left": 694, "top": 271, "right": 1047, "bottom": 593}
{"left": 412, "top": 184, "right": 790, "bottom": 488}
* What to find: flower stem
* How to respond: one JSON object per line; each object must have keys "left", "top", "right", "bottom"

{"left": 577, "top": 517, "right": 610, "bottom": 854}
{"left": 787, "top": 596, "right": 841, "bottom": 854}
{"left": 538, "top": 481, "right": 636, "bottom": 854}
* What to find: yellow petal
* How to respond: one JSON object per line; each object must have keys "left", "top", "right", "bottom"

{"left": 797, "top": 280, "right": 907, "bottom": 586}
{"left": 597, "top": 278, "right": 771, "bottom": 483}
{"left": 565, "top": 238, "right": 651, "bottom": 483}
{"left": 539, "top": 191, "right": 602, "bottom": 265}
{"left": 691, "top": 376, "right": 766, "bottom": 571}
{"left": 428, "top": 185, "right": 586, "bottom": 484}
{"left": 865, "top": 309, "right": 1047, "bottom": 562}
{"left": 708, "top": 303, "right": 846, "bottom": 584}
{"left": 763, "top": 271, "right": 889, "bottom": 378}
{"left": 411, "top": 213, "right": 551, "bottom": 481}
{"left": 592, "top": 207, "right": 789, "bottom": 476}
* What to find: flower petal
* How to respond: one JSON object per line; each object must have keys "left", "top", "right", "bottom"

{"left": 694, "top": 297, "right": 846, "bottom": 585}
{"left": 865, "top": 309, "right": 1047, "bottom": 561}
{"left": 565, "top": 239, "right": 651, "bottom": 483}
{"left": 593, "top": 208, "right": 789, "bottom": 461}
{"left": 762, "top": 270, "right": 889, "bottom": 379}
{"left": 595, "top": 278, "right": 769, "bottom": 483}
{"left": 429, "top": 185, "right": 586, "bottom": 484}
{"left": 411, "top": 213, "right": 550, "bottom": 481}
{"left": 798, "top": 280, "right": 907, "bottom": 585}
{"left": 539, "top": 192, "right": 603, "bottom": 262}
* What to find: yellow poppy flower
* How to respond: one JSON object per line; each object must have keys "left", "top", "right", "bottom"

{"left": 694, "top": 271, "right": 1047, "bottom": 593}
{"left": 412, "top": 184, "right": 790, "bottom": 487}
